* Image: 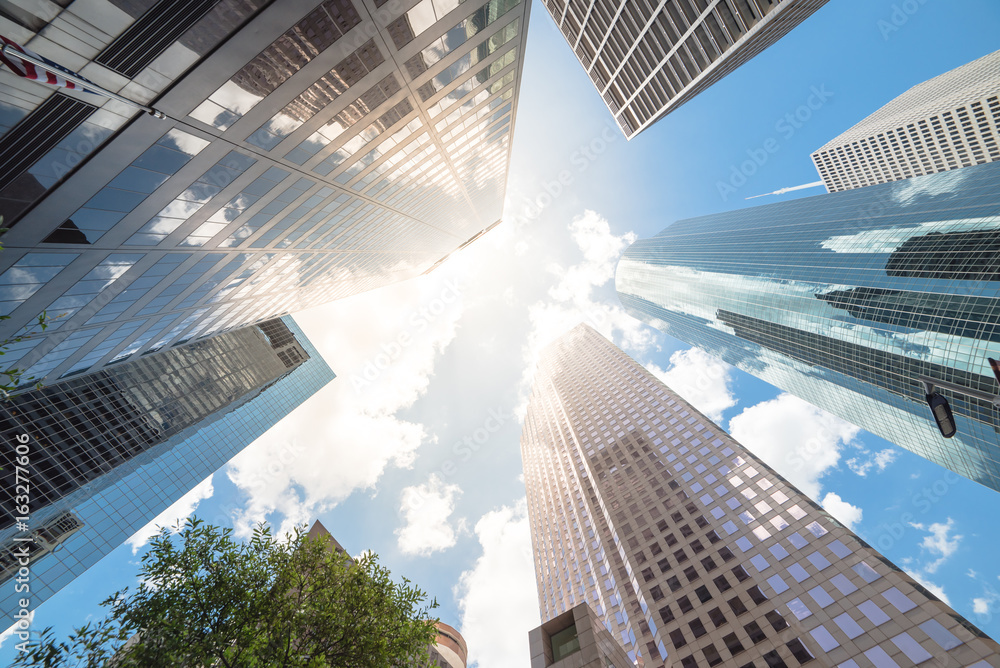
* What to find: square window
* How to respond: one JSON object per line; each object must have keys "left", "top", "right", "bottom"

{"left": 785, "top": 638, "right": 814, "bottom": 664}
{"left": 787, "top": 563, "right": 810, "bottom": 583}
{"left": 744, "top": 620, "right": 767, "bottom": 644}
{"left": 696, "top": 585, "right": 713, "bottom": 603}
{"left": 674, "top": 548, "right": 689, "bottom": 563}
{"left": 863, "top": 646, "right": 900, "bottom": 668}
{"left": 667, "top": 576, "right": 682, "bottom": 592}
{"left": 807, "top": 586, "right": 835, "bottom": 608}
{"left": 809, "top": 625, "right": 839, "bottom": 652}
{"left": 852, "top": 561, "right": 880, "bottom": 583}
{"left": 724, "top": 631, "right": 746, "bottom": 656}
{"left": 714, "top": 574, "right": 732, "bottom": 592}
{"left": 728, "top": 596, "right": 749, "bottom": 616}
{"left": 918, "top": 619, "right": 961, "bottom": 650}
{"left": 765, "top": 610, "right": 789, "bottom": 631}
{"left": 685, "top": 566, "right": 700, "bottom": 582}
{"left": 690, "top": 618, "right": 707, "bottom": 638}
{"left": 642, "top": 567, "right": 655, "bottom": 582}
{"left": 786, "top": 598, "right": 811, "bottom": 621}
{"left": 750, "top": 555, "right": 770, "bottom": 572}
{"left": 659, "top": 605, "right": 675, "bottom": 624}
{"left": 708, "top": 606, "right": 727, "bottom": 627}
{"left": 658, "top": 558, "right": 671, "bottom": 573}
{"left": 766, "top": 575, "right": 789, "bottom": 595}
{"left": 669, "top": 629, "right": 687, "bottom": 649}
{"left": 748, "top": 585, "right": 769, "bottom": 604}
{"left": 678, "top": 596, "right": 693, "bottom": 613}
{"left": 834, "top": 612, "right": 864, "bottom": 639}
{"left": 651, "top": 585, "right": 664, "bottom": 601}
{"left": 770, "top": 544, "right": 790, "bottom": 561}
{"left": 763, "top": 650, "right": 788, "bottom": 668}
{"left": 702, "top": 556, "right": 718, "bottom": 572}
{"left": 830, "top": 574, "right": 857, "bottom": 596}
{"left": 719, "top": 547, "right": 735, "bottom": 561}
{"left": 890, "top": 633, "right": 933, "bottom": 663}
{"left": 731, "top": 565, "right": 750, "bottom": 582}
{"left": 806, "top": 552, "right": 831, "bottom": 571}
{"left": 881, "top": 587, "right": 916, "bottom": 613}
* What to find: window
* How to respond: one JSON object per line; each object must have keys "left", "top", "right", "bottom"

{"left": 706, "top": 530, "right": 721, "bottom": 543}
{"left": 651, "top": 585, "right": 664, "bottom": 601}
{"left": 762, "top": 650, "right": 788, "bottom": 668}
{"left": 731, "top": 565, "right": 750, "bottom": 582}
{"left": 702, "top": 556, "right": 718, "bottom": 572}
{"left": 680, "top": 657, "right": 697, "bottom": 668}
{"left": 728, "top": 596, "right": 749, "bottom": 616}
{"left": 680, "top": 524, "right": 693, "bottom": 537}
{"left": 694, "top": 585, "right": 713, "bottom": 603}
{"left": 642, "top": 567, "right": 655, "bottom": 582}
{"left": 691, "top": 539, "right": 705, "bottom": 553}
{"left": 785, "top": 639, "right": 814, "bottom": 664}
{"left": 684, "top": 566, "right": 700, "bottom": 582}
{"left": 723, "top": 633, "right": 745, "bottom": 656}
{"left": 747, "top": 586, "right": 768, "bottom": 605}
{"left": 714, "top": 574, "right": 732, "bottom": 592}
{"left": 678, "top": 596, "right": 693, "bottom": 613}
{"left": 765, "top": 610, "right": 789, "bottom": 631}
{"left": 667, "top": 576, "right": 682, "bottom": 592}
{"left": 744, "top": 621, "right": 767, "bottom": 644}
{"left": 669, "top": 629, "right": 687, "bottom": 648}
{"left": 675, "top": 548, "right": 689, "bottom": 563}
{"left": 708, "top": 607, "right": 727, "bottom": 628}
{"left": 703, "top": 643, "right": 723, "bottom": 666}
{"left": 658, "top": 558, "right": 672, "bottom": 573}
{"left": 659, "top": 605, "right": 675, "bottom": 624}
{"left": 690, "top": 618, "right": 707, "bottom": 638}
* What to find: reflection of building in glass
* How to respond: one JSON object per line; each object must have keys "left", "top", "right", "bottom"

{"left": 813, "top": 50, "right": 1000, "bottom": 192}
{"left": 0, "top": 317, "right": 307, "bottom": 531}
{"left": 617, "top": 160, "right": 1000, "bottom": 492}
{"left": 540, "top": 0, "right": 828, "bottom": 138}
{"left": 523, "top": 325, "right": 1000, "bottom": 668}
{"left": 0, "top": 512, "right": 83, "bottom": 583}
{"left": 0, "top": 316, "right": 333, "bottom": 617}
{"left": 0, "top": 0, "right": 529, "bottom": 385}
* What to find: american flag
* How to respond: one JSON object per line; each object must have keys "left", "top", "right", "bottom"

{"left": 0, "top": 35, "right": 99, "bottom": 93}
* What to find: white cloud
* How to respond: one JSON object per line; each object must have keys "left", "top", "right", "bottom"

{"left": 821, "top": 492, "right": 863, "bottom": 531}
{"left": 225, "top": 271, "right": 464, "bottom": 538}
{"left": 728, "top": 393, "right": 860, "bottom": 499}
{"left": 647, "top": 348, "right": 736, "bottom": 422}
{"left": 126, "top": 475, "right": 214, "bottom": 554}
{"left": 396, "top": 474, "right": 463, "bottom": 556}
{"left": 974, "top": 598, "right": 991, "bottom": 615}
{"left": 455, "top": 499, "right": 539, "bottom": 668}
{"left": 909, "top": 572, "right": 952, "bottom": 606}
{"left": 846, "top": 448, "right": 898, "bottom": 477}
{"left": 518, "top": 211, "right": 656, "bottom": 415}
{"left": 0, "top": 611, "right": 32, "bottom": 649}
{"left": 909, "top": 518, "right": 962, "bottom": 573}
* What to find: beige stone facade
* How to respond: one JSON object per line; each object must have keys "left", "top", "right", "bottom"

{"left": 522, "top": 324, "right": 1000, "bottom": 667}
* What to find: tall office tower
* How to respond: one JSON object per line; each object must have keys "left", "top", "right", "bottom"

{"left": 616, "top": 160, "right": 1000, "bottom": 494}
{"left": 0, "top": 0, "right": 528, "bottom": 385}
{"left": 522, "top": 324, "right": 1000, "bottom": 668}
{"left": 0, "top": 316, "right": 335, "bottom": 615}
{"left": 812, "top": 50, "right": 1000, "bottom": 192}
{"left": 540, "top": 0, "right": 827, "bottom": 138}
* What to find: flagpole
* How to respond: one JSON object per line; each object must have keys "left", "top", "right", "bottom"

{"left": 1, "top": 45, "right": 165, "bottom": 119}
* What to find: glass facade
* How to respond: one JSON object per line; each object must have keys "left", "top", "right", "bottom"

{"left": 540, "top": 0, "right": 828, "bottom": 138}
{"left": 0, "top": 316, "right": 334, "bottom": 616}
{"left": 617, "top": 160, "right": 1000, "bottom": 492}
{"left": 0, "top": 0, "right": 529, "bottom": 385}
{"left": 522, "top": 325, "right": 1000, "bottom": 667}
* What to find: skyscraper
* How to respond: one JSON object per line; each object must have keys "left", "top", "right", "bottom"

{"left": 0, "top": 316, "right": 334, "bottom": 616}
{"left": 522, "top": 324, "right": 1000, "bottom": 668}
{"left": 812, "top": 50, "right": 1000, "bottom": 192}
{"left": 616, "top": 159, "right": 1000, "bottom": 493}
{"left": 540, "top": 0, "right": 828, "bottom": 138}
{"left": 0, "top": 0, "right": 529, "bottom": 385}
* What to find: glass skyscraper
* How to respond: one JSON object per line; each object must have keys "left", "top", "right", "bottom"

{"left": 540, "top": 0, "right": 828, "bottom": 138}
{"left": 0, "top": 0, "right": 528, "bottom": 385}
{"left": 0, "top": 316, "right": 334, "bottom": 616}
{"left": 617, "top": 160, "right": 1000, "bottom": 493}
{"left": 522, "top": 325, "right": 1000, "bottom": 668}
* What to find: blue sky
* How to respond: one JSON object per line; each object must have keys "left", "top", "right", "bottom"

{"left": 6, "top": 0, "right": 1000, "bottom": 665}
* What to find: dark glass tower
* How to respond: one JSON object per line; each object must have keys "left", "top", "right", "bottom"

{"left": 0, "top": 316, "right": 334, "bottom": 615}
{"left": 616, "top": 161, "right": 1000, "bottom": 492}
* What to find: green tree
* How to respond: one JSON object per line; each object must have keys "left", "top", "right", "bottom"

{"left": 17, "top": 519, "right": 439, "bottom": 667}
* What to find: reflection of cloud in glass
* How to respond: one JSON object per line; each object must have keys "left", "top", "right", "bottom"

{"left": 159, "top": 200, "right": 204, "bottom": 219}
{"left": 892, "top": 167, "right": 969, "bottom": 205}
{"left": 160, "top": 129, "right": 210, "bottom": 156}
{"left": 820, "top": 216, "right": 1000, "bottom": 254}
{"left": 210, "top": 81, "right": 265, "bottom": 115}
